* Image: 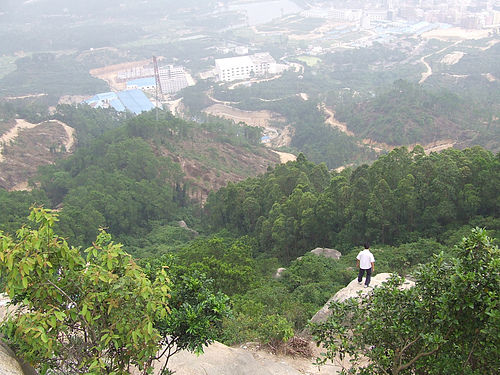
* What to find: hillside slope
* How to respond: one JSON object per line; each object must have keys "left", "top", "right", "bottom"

{"left": 334, "top": 82, "right": 499, "bottom": 151}
{"left": 0, "top": 112, "right": 279, "bottom": 205}
{"left": 0, "top": 119, "right": 74, "bottom": 190}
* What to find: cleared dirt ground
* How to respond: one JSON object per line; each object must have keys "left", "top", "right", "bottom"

{"left": 0, "top": 119, "right": 75, "bottom": 190}
{"left": 202, "top": 104, "right": 296, "bottom": 162}
{"left": 202, "top": 103, "right": 285, "bottom": 128}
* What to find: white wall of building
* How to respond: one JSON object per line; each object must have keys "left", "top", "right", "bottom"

{"left": 215, "top": 53, "right": 277, "bottom": 82}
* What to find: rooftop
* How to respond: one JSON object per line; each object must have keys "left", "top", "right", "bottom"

{"left": 84, "top": 89, "right": 155, "bottom": 115}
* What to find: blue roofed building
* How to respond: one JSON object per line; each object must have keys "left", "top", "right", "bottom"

{"left": 84, "top": 89, "right": 155, "bottom": 115}
{"left": 109, "top": 98, "right": 126, "bottom": 112}
{"left": 126, "top": 77, "right": 156, "bottom": 91}
{"left": 85, "top": 92, "right": 118, "bottom": 108}
{"left": 117, "top": 89, "right": 155, "bottom": 115}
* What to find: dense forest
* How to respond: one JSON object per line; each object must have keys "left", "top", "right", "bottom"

{"left": 205, "top": 146, "right": 500, "bottom": 258}
{"left": 0, "top": 104, "right": 499, "bottom": 373}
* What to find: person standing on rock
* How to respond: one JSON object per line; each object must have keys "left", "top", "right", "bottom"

{"left": 357, "top": 242, "right": 375, "bottom": 288}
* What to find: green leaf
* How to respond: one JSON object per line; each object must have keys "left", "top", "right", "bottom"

{"left": 54, "top": 311, "right": 66, "bottom": 321}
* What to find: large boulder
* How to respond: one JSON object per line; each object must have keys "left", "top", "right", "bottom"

{"left": 0, "top": 343, "right": 38, "bottom": 375}
{"left": 277, "top": 247, "right": 342, "bottom": 277}
{"left": 309, "top": 247, "right": 341, "bottom": 260}
{"left": 302, "top": 273, "right": 415, "bottom": 336}
{"left": 165, "top": 341, "right": 303, "bottom": 375}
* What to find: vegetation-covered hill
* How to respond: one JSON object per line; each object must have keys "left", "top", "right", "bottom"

{"left": 30, "top": 108, "right": 277, "bottom": 246}
{"left": 0, "top": 102, "right": 499, "bottom": 374}
{"left": 333, "top": 80, "right": 499, "bottom": 149}
{"left": 0, "top": 103, "right": 277, "bottom": 246}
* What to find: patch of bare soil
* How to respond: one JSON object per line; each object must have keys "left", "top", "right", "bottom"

{"left": 484, "top": 73, "right": 497, "bottom": 82}
{"left": 203, "top": 104, "right": 285, "bottom": 128}
{"left": 420, "top": 27, "right": 490, "bottom": 41}
{"left": 58, "top": 95, "right": 90, "bottom": 105}
{"left": 89, "top": 59, "right": 152, "bottom": 91}
{"left": 272, "top": 150, "right": 296, "bottom": 163}
{"left": 0, "top": 119, "right": 75, "bottom": 191}
{"left": 440, "top": 51, "right": 466, "bottom": 65}
{"left": 157, "top": 137, "right": 279, "bottom": 204}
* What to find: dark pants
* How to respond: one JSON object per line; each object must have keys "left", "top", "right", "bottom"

{"left": 358, "top": 268, "right": 372, "bottom": 286}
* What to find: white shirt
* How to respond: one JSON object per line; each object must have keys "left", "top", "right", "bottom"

{"left": 357, "top": 249, "right": 375, "bottom": 269}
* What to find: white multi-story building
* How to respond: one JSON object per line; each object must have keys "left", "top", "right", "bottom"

{"left": 215, "top": 52, "right": 277, "bottom": 82}
{"left": 158, "top": 65, "right": 189, "bottom": 94}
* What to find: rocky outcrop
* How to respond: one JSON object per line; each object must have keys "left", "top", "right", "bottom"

{"left": 145, "top": 341, "right": 341, "bottom": 375}
{"left": 178, "top": 220, "right": 199, "bottom": 238}
{"left": 0, "top": 343, "right": 38, "bottom": 375}
{"left": 309, "top": 247, "right": 341, "bottom": 259}
{"left": 306, "top": 273, "right": 415, "bottom": 330}
{"left": 161, "top": 341, "right": 304, "bottom": 375}
{"left": 277, "top": 247, "right": 342, "bottom": 277}
{"left": 158, "top": 275, "right": 413, "bottom": 375}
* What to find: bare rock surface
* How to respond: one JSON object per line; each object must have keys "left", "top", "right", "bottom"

{"left": 144, "top": 341, "right": 341, "bottom": 375}
{"left": 308, "top": 273, "right": 415, "bottom": 328}
{"left": 310, "top": 247, "right": 342, "bottom": 259}
{"left": 0, "top": 343, "right": 26, "bottom": 375}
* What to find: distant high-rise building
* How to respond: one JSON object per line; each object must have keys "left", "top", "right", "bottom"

{"left": 492, "top": 10, "right": 500, "bottom": 24}
{"left": 387, "top": 9, "right": 398, "bottom": 21}
{"left": 461, "top": 15, "right": 479, "bottom": 29}
{"left": 360, "top": 15, "right": 371, "bottom": 29}
{"left": 158, "top": 65, "right": 189, "bottom": 94}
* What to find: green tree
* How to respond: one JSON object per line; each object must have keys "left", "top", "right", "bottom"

{"left": 366, "top": 179, "right": 393, "bottom": 244}
{"left": 311, "top": 228, "right": 500, "bottom": 374}
{"left": 153, "top": 271, "right": 230, "bottom": 375}
{"left": 0, "top": 207, "right": 170, "bottom": 375}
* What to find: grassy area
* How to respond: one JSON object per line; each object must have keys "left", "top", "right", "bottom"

{"left": 0, "top": 55, "right": 21, "bottom": 80}
{"left": 296, "top": 55, "right": 321, "bottom": 66}
{"left": 118, "top": 37, "right": 175, "bottom": 49}
{"left": 334, "top": 30, "right": 371, "bottom": 43}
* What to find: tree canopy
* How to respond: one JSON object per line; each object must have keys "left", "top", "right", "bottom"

{"left": 205, "top": 147, "right": 500, "bottom": 261}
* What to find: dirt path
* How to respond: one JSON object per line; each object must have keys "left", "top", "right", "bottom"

{"left": 419, "top": 41, "right": 461, "bottom": 84}
{"left": 273, "top": 150, "right": 296, "bottom": 163}
{"left": 419, "top": 55, "right": 433, "bottom": 84}
{"left": 166, "top": 98, "right": 183, "bottom": 116}
{"left": 323, "top": 106, "right": 354, "bottom": 136}
{"left": 54, "top": 120, "right": 76, "bottom": 151}
{"left": 228, "top": 75, "right": 282, "bottom": 90}
{"left": 0, "top": 119, "right": 75, "bottom": 163}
